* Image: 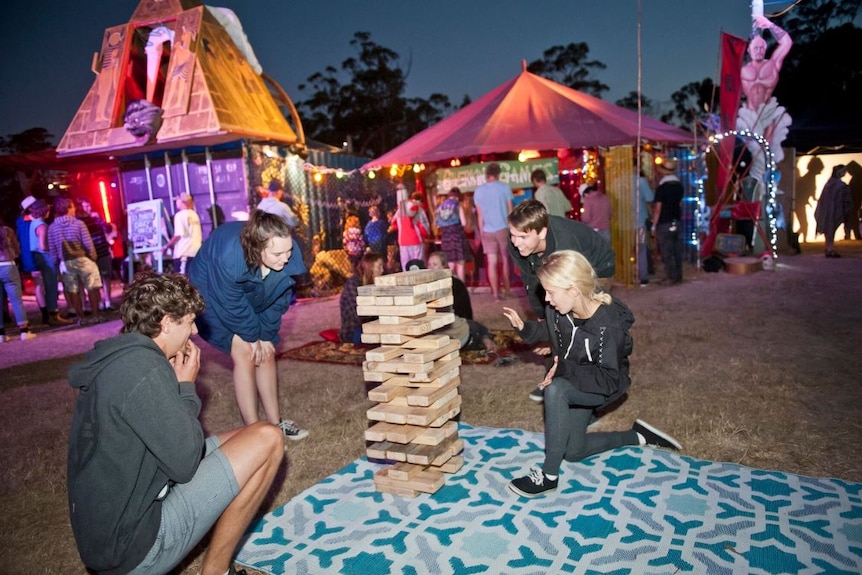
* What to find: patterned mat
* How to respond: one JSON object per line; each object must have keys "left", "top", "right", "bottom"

{"left": 236, "top": 424, "right": 862, "bottom": 574}
{"left": 276, "top": 330, "right": 535, "bottom": 366}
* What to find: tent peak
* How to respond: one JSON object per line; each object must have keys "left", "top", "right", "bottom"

{"left": 521, "top": 59, "right": 527, "bottom": 72}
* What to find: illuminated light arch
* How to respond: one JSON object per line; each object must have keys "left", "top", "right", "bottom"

{"left": 708, "top": 129, "right": 778, "bottom": 258}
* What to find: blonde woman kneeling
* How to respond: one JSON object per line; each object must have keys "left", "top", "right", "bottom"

{"left": 502, "top": 250, "right": 681, "bottom": 498}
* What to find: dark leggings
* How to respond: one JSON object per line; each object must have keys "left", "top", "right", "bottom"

{"left": 542, "top": 377, "right": 638, "bottom": 476}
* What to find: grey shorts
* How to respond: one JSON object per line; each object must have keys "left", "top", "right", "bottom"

{"left": 127, "top": 436, "right": 240, "bottom": 575}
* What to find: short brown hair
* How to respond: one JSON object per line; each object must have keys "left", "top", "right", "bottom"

{"left": 530, "top": 169, "right": 547, "bottom": 184}
{"left": 358, "top": 252, "right": 385, "bottom": 286}
{"left": 485, "top": 162, "right": 501, "bottom": 178}
{"left": 507, "top": 199, "right": 548, "bottom": 233}
{"left": 241, "top": 210, "right": 293, "bottom": 267}
{"left": 54, "top": 197, "right": 73, "bottom": 216}
{"left": 120, "top": 272, "right": 205, "bottom": 337}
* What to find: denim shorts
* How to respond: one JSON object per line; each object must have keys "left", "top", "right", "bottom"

{"left": 127, "top": 436, "right": 240, "bottom": 574}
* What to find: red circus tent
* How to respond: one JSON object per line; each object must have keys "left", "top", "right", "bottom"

{"left": 363, "top": 66, "right": 691, "bottom": 169}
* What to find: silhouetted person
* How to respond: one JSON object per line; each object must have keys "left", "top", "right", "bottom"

{"left": 814, "top": 164, "right": 851, "bottom": 258}
{"left": 843, "top": 161, "right": 862, "bottom": 241}
{"left": 794, "top": 156, "right": 823, "bottom": 243}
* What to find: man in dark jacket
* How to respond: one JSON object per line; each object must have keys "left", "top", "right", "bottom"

{"left": 507, "top": 199, "right": 615, "bottom": 317}
{"left": 67, "top": 272, "right": 283, "bottom": 575}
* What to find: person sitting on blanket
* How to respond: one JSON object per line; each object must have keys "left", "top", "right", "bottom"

{"left": 501, "top": 250, "right": 681, "bottom": 498}
{"left": 67, "top": 271, "right": 282, "bottom": 575}
{"left": 340, "top": 252, "right": 385, "bottom": 343}
{"left": 413, "top": 253, "right": 497, "bottom": 354}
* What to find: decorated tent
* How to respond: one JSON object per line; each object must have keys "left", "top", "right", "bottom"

{"left": 57, "top": 0, "right": 299, "bottom": 158}
{"left": 362, "top": 65, "right": 690, "bottom": 170}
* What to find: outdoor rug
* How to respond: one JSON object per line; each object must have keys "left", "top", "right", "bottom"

{"left": 236, "top": 424, "right": 862, "bottom": 574}
{"left": 276, "top": 330, "right": 534, "bottom": 367}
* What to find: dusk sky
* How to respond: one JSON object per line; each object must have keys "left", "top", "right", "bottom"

{"left": 1, "top": 1, "right": 767, "bottom": 145}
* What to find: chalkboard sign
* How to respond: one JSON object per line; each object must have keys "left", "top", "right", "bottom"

{"left": 128, "top": 199, "right": 166, "bottom": 253}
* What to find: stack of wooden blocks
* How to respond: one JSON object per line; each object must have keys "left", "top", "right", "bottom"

{"left": 359, "top": 268, "right": 464, "bottom": 497}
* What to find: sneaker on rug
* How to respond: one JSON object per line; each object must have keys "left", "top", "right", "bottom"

{"left": 278, "top": 419, "right": 309, "bottom": 441}
{"left": 528, "top": 386, "right": 544, "bottom": 403}
{"left": 508, "top": 467, "right": 558, "bottom": 498}
{"left": 633, "top": 419, "right": 682, "bottom": 450}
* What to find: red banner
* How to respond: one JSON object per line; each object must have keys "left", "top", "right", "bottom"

{"left": 704, "top": 32, "right": 747, "bottom": 256}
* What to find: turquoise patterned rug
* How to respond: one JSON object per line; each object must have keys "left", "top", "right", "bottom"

{"left": 237, "top": 424, "right": 862, "bottom": 574}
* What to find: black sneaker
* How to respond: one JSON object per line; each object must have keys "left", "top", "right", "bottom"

{"left": 633, "top": 419, "right": 682, "bottom": 450}
{"left": 508, "top": 467, "right": 558, "bottom": 498}
{"left": 528, "top": 386, "right": 544, "bottom": 403}
{"left": 278, "top": 419, "right": 309, "bottom": 441}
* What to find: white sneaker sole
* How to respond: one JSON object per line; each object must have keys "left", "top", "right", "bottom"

{"left": 635, "top": 419, "right": 682, "bottom": 450}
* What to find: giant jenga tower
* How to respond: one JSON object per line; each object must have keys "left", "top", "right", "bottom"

{"left": 359, "top": 268, "right": 464, "bottom": 497}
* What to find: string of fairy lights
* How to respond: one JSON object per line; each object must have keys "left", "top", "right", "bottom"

{"left": 707, "top": 129, "right": 778, "bottom": 258}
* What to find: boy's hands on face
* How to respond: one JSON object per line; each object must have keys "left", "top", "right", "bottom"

{"left": 171, "top": 340, "right": 201, "bottom": 383}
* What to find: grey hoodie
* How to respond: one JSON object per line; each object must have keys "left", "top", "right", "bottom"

{"left": 67, "top": 332, "right": 205, "bottom": 574}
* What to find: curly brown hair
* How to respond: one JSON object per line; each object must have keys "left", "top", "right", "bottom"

{"left": 120, "top": 272, "right": 205, "bottom": 337}
{"left": 240, "top": 210, "right": 293, "bottom": 267}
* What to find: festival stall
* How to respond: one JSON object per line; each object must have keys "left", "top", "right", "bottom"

{"left": 51, "top": 0, "right": 382, "bottom": 293}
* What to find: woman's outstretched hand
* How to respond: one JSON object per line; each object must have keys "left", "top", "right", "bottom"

{"left": 502, "top": 306, "right": 524, "bottom": 331}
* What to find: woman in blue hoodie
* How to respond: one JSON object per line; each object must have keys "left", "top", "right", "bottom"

{"left": 190, "top": 210, "right": 309, "bottom": 440}
{"left": 502, "top": 250, "right": 681, "bottom": 498}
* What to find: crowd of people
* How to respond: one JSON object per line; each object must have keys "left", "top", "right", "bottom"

{"left": 49, "top": 153, "right": 861, "bottom": 573}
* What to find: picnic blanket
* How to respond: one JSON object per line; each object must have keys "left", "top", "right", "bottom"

{"left": 237, "top": 424, "right": 862, "bottom": 574}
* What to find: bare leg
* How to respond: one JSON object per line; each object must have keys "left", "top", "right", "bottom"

{"left": 87, "top": 289, "right": 102, "bottom": 318}
{"left": 230, "top": 336, "right": 261, "bottom": 425}
{"left": 451, "top": 261, "right": 465, "bottom": 283}
{"left": 486, "top": 253, "right": 499, "bottom": 299}
{"left": 200, "top": 422, "right": 283, "bottom": 575}
{"left": 33, "top": 274, "right": 46, "bottom": 308}
{"left": 67, "top": 291, "right": 85, "bottom": 322}
{"left": 500, "top": 251, "right": 511, "bottom": 295}
{"left": 255, "top": 356, "right": 281, "bottom": 425}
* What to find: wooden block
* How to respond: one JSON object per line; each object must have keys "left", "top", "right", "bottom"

{"left": 364, "top": 359, "right": 434, "bottom": 374}
{"left": 406, "top": 435, "right": 460, "bottom": 465}
{"left": 410, "top": 356, "right": 462, "bottom": 382}
{"left": 367, "top": 393, "right": 461, "bottom": 426}
{"left": 373, "top": 467, "right": 444, "bottom": 494}
{"left": 436, "top": 454, "right": 464, "bottom": 474}
{"left": 356, "top": 295, "right": 377, "bottom": 306}
{"left": 380, "top": 333, "right": 412, "bottom": 345}
{"left": 360, "top": 333, "right": 381, "bottom": 344}
{"left": 386, "top": 423, "right": 426, "bottom": 444}
{"left": 357, "top": 302, "right": 427, "bottom": 317}
{"left": 387, "top": 462, "right": 424, "bottom": 481}
{"left": 358, "top": 284, "right": 429, "bottom": 296}
{"left": 400, "top": 334, "right": 451, "bottom": 349}
{"left": 367, "top": 384, "right": 411, "bottom": 403}
{"left": 374, "top": 269, "right": 451, "bottom": 286}
{"left": 379, "top": 314, "right": 427, "bottom": 325}
{"left": 366, "top": 440, "right": 396, "bottom": 460}
{"left": 374, "top": 481, "right": 419, "bottom": 497}
{"left": 402, "top": 340, "right": 461, "bottom": 364}
{"left": 427, "top": 404, "right": 460, "bottom": 427}
{"left": 392, "top": 287, "right": 453, "bottom": 306}
{"left": 365, "top": 346, "right": 405, "bottom": 362}
{"left": 412, "top": 420, "right": 458, "bottom": 445}
{"left": 426, "top": 295, "right": 454, "bottom": 309}
{"left": 407, "top": 376, "right": 461, "bottom": 406}
{"left": 363, "top": 370, "right": 395, "bottom": 383}
{"left": 374, "top": 296, "right": 394, "bottom": 305}
{"left": 407, "top": 395, "right": 462, "bottom": 426}
{"left": 365, "top": 421, "right": 399, "bottom": 442}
